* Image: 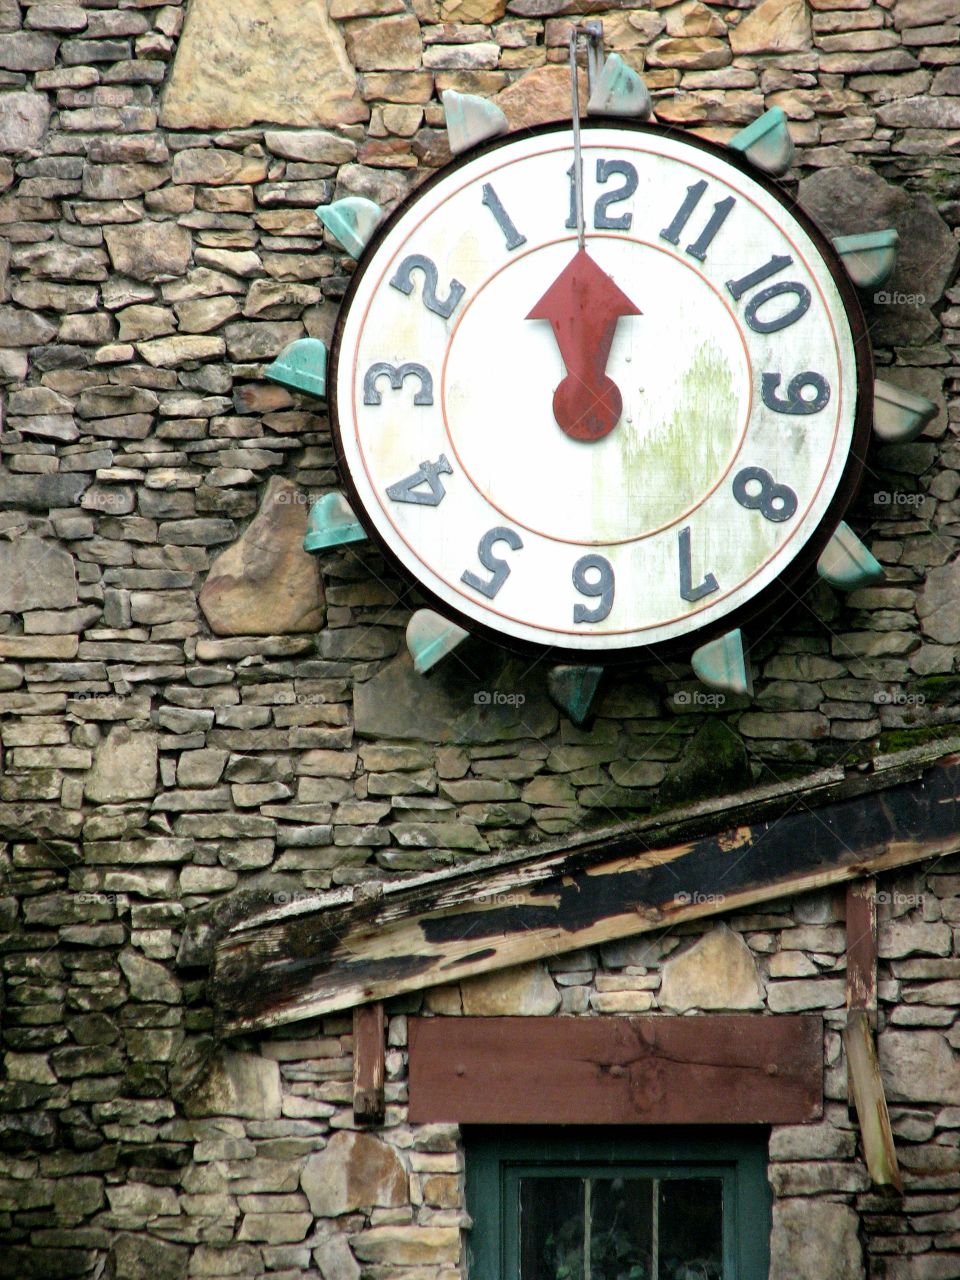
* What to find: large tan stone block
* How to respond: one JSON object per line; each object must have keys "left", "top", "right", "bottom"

{"left": 769, "top": 1200, "right": 862, "bottom": 1280}
{"left": 183, "top": 1051, "right": 282, "bottom": 1119}
{"left": 494, "top": 65, "right": 588, "bottom": 131}
{"left": 880, "top": 1030, "right": 960, "bottom": 1104}
{"left": 350, "top": 1226, "right": 460, "bottom": 1265}
{"left": 301, "top": 1131, "right": 407, "bottom": 1216}
{"left": 344, "top": 14, "right": 423, "bottom": 70}
{"left": 161, "top": 0, "right": 367, "bottom": 128}
{"left": 729, "top": 0, "right": 812, "bottom": 55}
{"left": 0, "top": 537, "right": 77, "bottom": 613}
{"left": 460, "top": 961, "right": 561, "bottom": 1015}
{"left": 85, "top": 726, "right": 159, "bottom": 804}
{"left": 659, "top": 925, "right": 763, "bottom": 1011}
{"left": 199, "top": 477, "right": 325, "bottom": 637}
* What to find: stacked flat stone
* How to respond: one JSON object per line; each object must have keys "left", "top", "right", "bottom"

{"left": 0, "top": 0, "right": 958, "bottom": 1275}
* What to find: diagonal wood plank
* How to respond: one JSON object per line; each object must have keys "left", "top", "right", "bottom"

{"left": 213, "top": 743, "right": 960, "bottom": 1035}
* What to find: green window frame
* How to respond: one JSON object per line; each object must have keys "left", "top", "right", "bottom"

{"left": 465, "top": 1127, "right": 771, "bottom": 1280}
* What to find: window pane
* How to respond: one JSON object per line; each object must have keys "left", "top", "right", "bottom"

{"left": 518, "top": 1175, "right": 724, "bottom": 1280}
{"left": 519, "top": 1177, "right": 654, "bottom": 1280}
{"left": 519, "top": 1179, "right": 584, "bottom": 1280}
{"left": 589, "top": 1178, "right": 653, "bottom": 1280}
{"left": 659, "top": 1178, "right": 723, "bottom": 1280}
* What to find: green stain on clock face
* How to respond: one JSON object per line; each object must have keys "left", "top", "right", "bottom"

{"left": 593, "top": 338, "right": 740, "bottom": 538}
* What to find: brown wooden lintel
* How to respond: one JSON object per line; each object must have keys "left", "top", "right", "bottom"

{"left": 408, "top": 1015, "right": 823, "bottom": 1125}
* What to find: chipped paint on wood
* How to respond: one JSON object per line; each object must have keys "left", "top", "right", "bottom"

{"left": 212, "top": 746, "right": 960, "bottom": 1035}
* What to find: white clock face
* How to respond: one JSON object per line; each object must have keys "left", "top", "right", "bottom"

{"left": 332, "top": 123, "right": 866, "bottom": 655}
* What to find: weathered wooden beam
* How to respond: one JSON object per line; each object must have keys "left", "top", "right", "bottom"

{"left": 408, "top": 1016, "right": 823, "bottom": 1125}
{"left": 846, "top": 878, "right": 877, "bottom": 1026}
{"left": 844, "top": 1009, "right": 902, "bottom": 1190}
{"left": 212, "top": 744, "right": 960, "bottom": 1035}
{"left": 352, "top": 1001, "right": 385, "bottom": 1124}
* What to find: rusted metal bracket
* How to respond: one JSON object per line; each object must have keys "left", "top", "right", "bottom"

{"left": 352, "top": 1001, "right": 385, "bottom": 1125}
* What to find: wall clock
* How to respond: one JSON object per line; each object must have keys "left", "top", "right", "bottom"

{"left": 266, "top": 35, "right": 936, "bottom": 721}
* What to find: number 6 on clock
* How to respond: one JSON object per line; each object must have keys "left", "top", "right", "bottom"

{"left": 573, "top": 555, "right": 614, "bottom": 624}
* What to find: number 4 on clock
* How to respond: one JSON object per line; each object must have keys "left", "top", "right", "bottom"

{"left": 385, "top": 455, "right": 453, "bottom": 507}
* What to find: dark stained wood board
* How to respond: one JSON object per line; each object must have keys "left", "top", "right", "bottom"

{"left": 408, "top": 1016, "right": 823, "bottom": 1125}
{"left": 353, "top": 1001, "right": 385, "bottom": 1123}
{"left": 846, "top": 879, "right": 877, "bottom": 1018}
{"left": 213, "top": 745, "right": 960, "bottom": 1035}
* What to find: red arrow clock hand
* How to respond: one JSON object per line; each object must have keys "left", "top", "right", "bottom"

{"left": 527, "top": 249, "right": 641, "bottom": 442}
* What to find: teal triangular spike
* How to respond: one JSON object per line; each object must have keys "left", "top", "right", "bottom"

{"left": 729, "top": 107, "right": 793, "bottom": 176}
{"left": 406, "top": 609, "right": 469, "bottom": 674}
{"left": 265, "top": 338, "right": 327, "bottom": 398}
{"left": 817, "top": 522, "right": 884, "bottom": 591}
{"left": 303, "top": 492, "right": 368, "bottom": 552}
{"left": 316, "top": 196, "right": 382, "bottom": 259}
{"left": 833, "top": 229, "right": 899, "bottom": 290}
{"left": 442, "top": 90, "right": 508, "bottom": 156}
{"left": 547, "top": 664, "right": 605, "bottom": 728}
{"left": 873, "top": 379, "right": 937, "bottom": 444}
{"left": 691, "top": 629, "right": 752, "bottom": 697}
{"left": 586, "top": 54, "right": 651, "bottom": 119}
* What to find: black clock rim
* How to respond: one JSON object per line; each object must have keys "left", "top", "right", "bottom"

{"left": 327, "top": 115, "right": 875, "bottom": 668}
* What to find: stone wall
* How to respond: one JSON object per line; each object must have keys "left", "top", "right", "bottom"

{"left": 7, "top": 869, "right": 959, "bottom": 1280}
{"left": 0, "top": 0, "right": 959, "bottom": 1276}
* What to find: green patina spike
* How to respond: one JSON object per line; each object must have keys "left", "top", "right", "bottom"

{"left": 832, "top": 229, "right": 898, "bottom": 290}
{"left": 817, "top": 521, "right": 884, "bottom": 591}
{"left": 586, "top": 54, "right": 651, "bottom": 120}
{"left": 265, "top": 338, "right": 327, "bottom": 398}
{"left": 303, "top": 492, "right": 368, "bottom": 552}
{"left": 546, "top": 664, "right": 605, "bottom": 728}
{"left": 874, "top": 378, "right": 937, "bottom": 444}
{"left": 407, "top": 609, "right": 470, "bottom": 674}
{"left": 691, "top": 628, "right": 753, "bottom": 697}
{"left": 315, "top": 196, "right": 382, "bottom": 259}
{"left": 728, "top": 107, "right": 793, "bottom": 176}
{"left": 442, "top": 89, "right": 508, "bottom": 156}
